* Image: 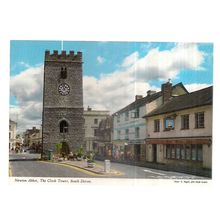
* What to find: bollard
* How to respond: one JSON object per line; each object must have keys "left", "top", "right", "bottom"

{"left": 104, "top": 160, "right": 111, "bottom": 173}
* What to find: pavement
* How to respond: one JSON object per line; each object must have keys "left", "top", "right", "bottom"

{"left": 57, "top": 159, "right": 123, "bottom": 177}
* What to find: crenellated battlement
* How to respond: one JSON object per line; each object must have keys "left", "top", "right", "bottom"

{"left": 45, "top": 50, "right": 82, "bottom": 62}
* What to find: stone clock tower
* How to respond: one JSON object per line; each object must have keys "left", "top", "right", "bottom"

{"left": 42, "top": 50, "right": 85, "bottom": 155}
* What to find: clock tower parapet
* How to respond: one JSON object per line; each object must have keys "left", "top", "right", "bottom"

{"left": 45, "top": 50, "right": 82, "bottom": 62}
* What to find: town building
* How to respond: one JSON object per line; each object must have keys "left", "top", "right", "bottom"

{"left": 143, "top": 86, "right": 212, "bottom": 171}
{"left": 84, "top": 106, "right": 110, "bottom": 152}
{"left": 112, "top": 81, "right": 188, "bottom": 162}
{"left": 42, "top": 50, "right": 85, "bottom": 155}
{"left": 9, "top": 120, "right": 17, "bottom": 150}
{"left": 23, "top": 126, "right": 42, "bottom": 152}
{"left": 95, "top": 116, "right": 113, "bottom": 158}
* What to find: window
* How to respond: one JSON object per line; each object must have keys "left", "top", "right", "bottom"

{"left": 176, "top": 145, "right": 181, "bottom": 159}
{"left": 191, "top": 144, "right": 197, "bottom": 160}
{"left": 154, "top": 119, "right": 160, "bottom": 132}
{"left": 125, "top": 129, "right": 129, "bottom": 140}
{"left": 117, "top": 115, "right": 120, "bottom": 123}
{"left": 117, "top": 130, "right": 121, "bottom": 140}
{"left": 135, "top": 108, "right": 139, "bottom": 118}
{"left": 94, "top": 118, "right": 98, "bottom": 124}
{"left": 164, "top": 117, "right": 175, "bottom": 130}
{"left": 61, "top": 67, "right": 67, "bottom": 79}
{"left": 94, "top": 128, "right": 98, "bottom": 136}
{"left": 181, "top": 146, "right": 185, "bottom": 160}
{"left": 60, "top": 120, "right": 68, "bottom": 133}
{"left": 197, "top": 145, "right": 203, "bottom": 161}
{"left": 131, "top": 108, "right": 139, "bottom": 118}
{"left": 171, "top": 144, "right": 175, "bottom": 159}
{"left": 166, "top": 145, "right": 171, "bottom": 159}
{"left": 125, "top": 112, "right": 129, "bottom": 121}
{"left": 135, "top": 127, "right": 140, "bottom": 138}
{"left": 195, "top": 112, "right": 204, "bottom": 128}
{"left": 185, "top": 144, "right": 191, "bottom": 160}
{"left": 181, "top": 114, "right": 189, "bottom": 129}
{"left": 165, "top": 144, "right": 203, "bottom": 161}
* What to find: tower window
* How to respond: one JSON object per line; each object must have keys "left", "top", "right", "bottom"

{"left": 61, "top": 67, "right": 67, "bottom": 79}
{"left": 60, "top": 120, "right": 68, "bottom": 133}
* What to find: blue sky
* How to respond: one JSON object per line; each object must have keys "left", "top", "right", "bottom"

{"left": 10, "top": 40, "right": 213, "bottom": 132}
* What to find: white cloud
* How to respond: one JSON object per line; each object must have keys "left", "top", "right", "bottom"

{"left": 125, "top": 43, "right": 205, "bottom": 82}
{"left": 97, "top": 56, "right": 105, "bottom": 64}
{"left": 18, "top": 61, "right": 30, "bottom": 68}
{"left": 10, "top": 66, "right": 43, "bottom": 132}
{"left": 185, "top": 83, "right": 212, "bottom": 92}
{"left": 10, "top": 43, "right": 208, "bottom": 132}
{"left": 10, "top": 66, "right": 43, "bottom": 103}
{"left": 121, "top": 52, "right": 139, "bottom": 68}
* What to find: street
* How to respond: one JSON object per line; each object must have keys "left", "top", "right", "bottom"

{"left": 9, "top": 152, "right": 91, "bottom": 178}
{"left": 9, "top": 152, "right": 208, "bottom": 179}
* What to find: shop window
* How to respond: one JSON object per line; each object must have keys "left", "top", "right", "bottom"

{"left": 181, "top": 146, "right": 185, "bottom": 160}
{"left": 186, "top": 145, "right": 191, "bottom": 160}
{"left": 197, "top": 144, "right": 203, "bottom": 161}
{"left": 191, "top": 144, "right": 197, "bottom": 160}
{"left": 195, "top": 112, "right": 204, "bottom": 128}
{"left": 165, "top": 144, "right": 203, "bottom": 161}
{"left": 171, "top": 145, "right": 175, "bottom": 159}
{"left": 176, "top": 145, "right": 181, "bottom": 159}
{"left": 181, "top": 114, "right": 189, "bottom": 129}
{"left": 166, "top": 144, "right": 171, "bottom": 159}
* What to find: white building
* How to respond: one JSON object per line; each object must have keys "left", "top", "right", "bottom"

{"left": 84, "top": 106, "right": 110, "bottom": 152}
{"left": 144, "top": 86, "right": 212, "bottom": 170}
{"left": 9, "top": 120, "right": 17, "bottom": 150}
{"left": 112, "top": 82, "right": 188, "bottom": 161}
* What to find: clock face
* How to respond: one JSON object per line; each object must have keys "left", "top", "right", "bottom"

{"left": 58, "top": 83, "right": 70, "bottom": 96}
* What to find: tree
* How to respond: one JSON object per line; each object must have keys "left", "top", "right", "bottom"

{"left": 55, "top": 143, "right": 62, "bottom": 156}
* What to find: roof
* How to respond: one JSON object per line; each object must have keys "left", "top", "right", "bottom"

{"left": 113, "top": 82, "right": 188, "bottom": 115}
{"left": 144, "top": 86, "right": 213, "bottom": 118}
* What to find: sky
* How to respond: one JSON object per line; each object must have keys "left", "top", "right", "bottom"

{"left": 10, "top": 40, "right": 213, "bottom": 133}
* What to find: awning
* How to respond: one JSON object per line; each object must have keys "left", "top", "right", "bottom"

{"left": 145, "top": 138, "right": 212, "bottom": 145}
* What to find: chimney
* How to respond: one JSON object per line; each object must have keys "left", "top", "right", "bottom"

{"left": 147, "top": 90, "right": 156, "bottom": 96}
{"left": 161, "top": 80, "right": 172, "bottom": 103}
{"left": 87, "top": 106, "right": 92, "bottom": 111}
{"left": 135, "top": 95, "right": 143, "bottom": 100}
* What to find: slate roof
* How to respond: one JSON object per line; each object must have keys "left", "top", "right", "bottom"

{"left": 144, "top": 86, "right": 213, "bottom": 118}
{"left": 112, "top": 82, "right": 187, "bottom": 115}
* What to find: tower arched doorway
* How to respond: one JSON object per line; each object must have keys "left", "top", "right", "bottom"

{"left": 61, "top": 142, "right": 70, "bottom": 156}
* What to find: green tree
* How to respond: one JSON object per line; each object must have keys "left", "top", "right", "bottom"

{"left": 55, "top": 143, "right": 62, "bottom": 156}
{"left": 77, "top": 146, "right": 84, "bottom": 158}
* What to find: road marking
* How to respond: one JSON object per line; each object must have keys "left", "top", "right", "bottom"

{"left": 94, "top": 162, "right": 123, "bottom": 175}
{"left": 143, "top": 169, "right": 166, "bottom": 176}
{"left": 39, "top": 161, "right": 102, "bottom": 177}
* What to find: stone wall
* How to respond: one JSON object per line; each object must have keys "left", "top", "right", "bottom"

{"left": 42, "top": 50, "right": 85, "bottom": 153}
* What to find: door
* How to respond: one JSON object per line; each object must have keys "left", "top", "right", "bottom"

{"left": 134, "top": 144, "right": 141, "bottom": 161}
{"left": 61, "top": 142, "right": 70, "bottom": 156}
{"left": 152, "top": 144, "right": 157, "bottom": 162}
